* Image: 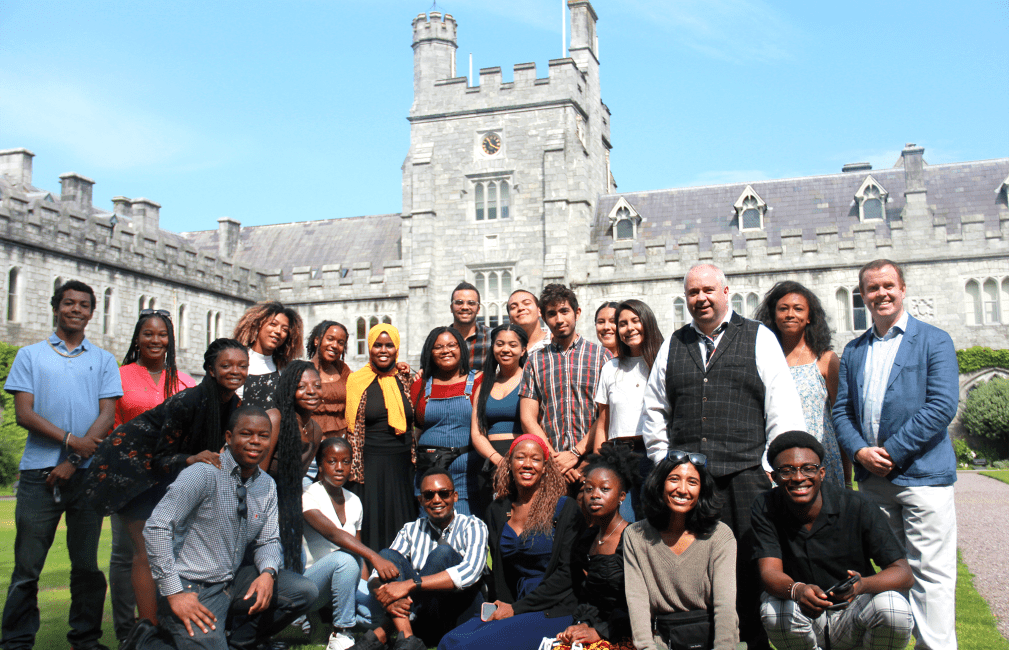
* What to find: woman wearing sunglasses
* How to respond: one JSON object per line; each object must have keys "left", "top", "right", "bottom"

{"left": 438, "top": 434, "right": 584, "bottom": 650}
{"left": 623, "top": 450, "right": 738, "bottom": 650}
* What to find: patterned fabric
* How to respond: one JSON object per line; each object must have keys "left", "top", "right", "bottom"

{"left": 702, "top": 322, "right": 729, "bottom": 367}
{"left": 760, "top": 591, "right": 913, "bottom": 650}
{"left": 115, "top": 362, "right": 196, "bottom": 427}
{"left": 456, "top": 321, "right": 491, "bottom": 371}
{"left": 519, "top": 336, "right": 611, "bottom": 451}
{"left": 241, "top": 371, "right": 280, "bottom": 410}
{"left": 346, "top": 370, "right": 415, "bottom": 484}
{"left": 378, "top": 512, "right": 488, "bottom": 590}
{"left": 861, "top": 311, "right": 908, "bottom": 447}
{"left": 145, "top": 447, "right": 282, "bottom": 597}
{"left": 790, "top": 362, "right": 844, "bottom": 487}
{"left": 549, "top": 640, "right": 636, "bottom": 650}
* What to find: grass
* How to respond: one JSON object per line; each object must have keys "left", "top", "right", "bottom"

{"left": 980, "top": 469, "right": 1009, "bottom": 486}
{"left": 0, "top": 499, "right": 1005, "bottom": 650}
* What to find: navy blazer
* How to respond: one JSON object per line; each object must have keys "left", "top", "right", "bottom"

{"left": 832, "top": 314, "right": 959, "bottom": 487}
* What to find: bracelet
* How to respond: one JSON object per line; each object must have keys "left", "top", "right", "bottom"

{"left": 790, "top": 582, "right": 805, "bottom": 601}
{"left": 63, "top": 430, "right": 71, "bottom": 450}
{"left": 571, "top": 448, "right": 583, "bottom": 459}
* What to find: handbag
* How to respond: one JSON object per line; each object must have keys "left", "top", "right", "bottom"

{"left": 653, "top": 609, "right": 713, "bottom": 650}
{"left": 416, "top": 444, "right": 470, "bottom": 474}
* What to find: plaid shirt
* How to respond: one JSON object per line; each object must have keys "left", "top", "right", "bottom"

{"left": 519, "top": 335, "right": 611, "bottom": 451}
{"left": 453, "top": 321, "right": 490, "bottom": 371}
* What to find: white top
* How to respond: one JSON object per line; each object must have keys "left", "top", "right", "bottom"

{"left": 236, "top": 348, "right": 278, "bottom": 400}
{"left": 301, "top": 482, "right": 363, "bottom": 568}
{"left": 638, "top": 309, "right": 806, "bottom": 472}
{"left": 594, "top": 356, "right": 649, "bottom": 439}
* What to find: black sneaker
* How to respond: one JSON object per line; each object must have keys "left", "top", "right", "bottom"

{"left": 348, "top": 629, "right": 387, "bottom": 650}
{"left": 119, "top": 619, "right": 157, "bottom": 650}
{"left": 391, "top": 634, "right": 426, "bottom": 650}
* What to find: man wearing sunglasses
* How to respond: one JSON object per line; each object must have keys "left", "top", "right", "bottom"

{"left": 355, "top": 468, "right": 488, "bottom": 650}
{"left": 751, "top": 431, "right": 913, "bottom": 650}
{"left": 122, "top": 406, "right": 317, "bottom": 650}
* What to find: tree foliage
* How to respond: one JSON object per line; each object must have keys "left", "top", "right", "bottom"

{"left": 0, "top": 341, "right": 26, "bottom": 486}
{"left": 962, "top": 378, "right": 1009, "bottom": 448}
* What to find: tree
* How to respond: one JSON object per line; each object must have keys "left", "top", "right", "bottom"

{"left": 962, "top": 377, "right": 1009, "bottom": 458}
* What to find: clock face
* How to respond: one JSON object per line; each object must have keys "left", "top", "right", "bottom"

{"left": 481, "top": 132, "right": 502, "bottom": 155}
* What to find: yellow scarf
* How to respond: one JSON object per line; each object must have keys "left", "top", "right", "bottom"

{"left": 345, "top": 323, "right": 407, "bottom": 435}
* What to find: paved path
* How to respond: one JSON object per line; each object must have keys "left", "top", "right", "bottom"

{"left": 956, "top": 471, "right": 1009, "bottom": 638}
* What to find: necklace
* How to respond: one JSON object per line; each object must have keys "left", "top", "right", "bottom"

{"left": 47, "top": 339, "right": 86, "bottom": 359}
{"left": 597, "top": 518, "right": 626, "bottom": 546}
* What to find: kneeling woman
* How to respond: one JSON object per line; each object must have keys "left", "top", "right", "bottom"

{"left": 623, "top": 451, "right": 738, "bottom": 650}
{"left": 439, "top": 434, "right": 584, "bottom": 650}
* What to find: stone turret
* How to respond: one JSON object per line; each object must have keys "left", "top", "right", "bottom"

{"left": 59, "top": 172, "right": 94, "bottom": 212}
{"left": 412, "top": 12, "right": 457, "bottom": 110}
{"left": 0, "top": 148, "right": 34, "bottom": 186}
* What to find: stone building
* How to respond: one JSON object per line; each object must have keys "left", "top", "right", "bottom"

{"left": 1, "top": 0, "right": 1007, "bottom": 378}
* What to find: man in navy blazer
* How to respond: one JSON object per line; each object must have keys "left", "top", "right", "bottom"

{"left": 832, "top": 259, "right": 959, "bottom": 650}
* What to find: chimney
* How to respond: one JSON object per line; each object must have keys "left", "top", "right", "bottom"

{"left": 901, "top": 143, "right": 926, "bottom": 194}
{"left": 568, "top": 1, "right": 599, "bottom": 61}
{"left": 59, "top": 172, "right": 95, "bottom": 212}
{"left": 130, "top": 198, "right": 161, "bottom": 233}
{"left": 0, "top": 148, "right": 34, "bottom": 186}
{"left": 842, "top": 162, "right": 872, "bottom": 173}
{"left": 218, "top": 217, "right": 241, "bottom": 258}
{"left": 112, "top": 196, "right": 132, "bottom": 218}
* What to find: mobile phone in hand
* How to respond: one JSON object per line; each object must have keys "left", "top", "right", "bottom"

{"left": 481, "top": 602, "right": 497, "bottom": 621}
{"left": 824, "top": 575, "right": 858, "bottom": 602}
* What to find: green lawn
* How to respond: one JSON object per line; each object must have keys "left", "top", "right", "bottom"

{"left": 0, "top": 499, "right": 1005, "bottom": 650}
{"left": 980, "top": 469, "right": 1009, "bottom": 486}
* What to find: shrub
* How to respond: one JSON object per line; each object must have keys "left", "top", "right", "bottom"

{"left": 953, "top": 438, "right": 976, "bottom": 468}
{"left": 962, "top": 378, "right": 1009, "bottom": 456}
{"left": 0, "top": 341, "right": 26, "bottom": 486}
{"left": 957, "top": 347, "right": 1009, "bottom": 374}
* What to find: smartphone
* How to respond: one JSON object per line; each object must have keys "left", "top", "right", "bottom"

{"left": 480, "top": 602, "right": 497, "bottom": 621}
{"left": 824, "top": 575, "right": 858, "bottom": 602}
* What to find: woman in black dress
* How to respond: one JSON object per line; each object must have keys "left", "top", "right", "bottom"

{"left": 232, "top": 301, "right": 303, "bottom": 409}
{"left": 343, "top": 323, "right": 416, "bottom": 550}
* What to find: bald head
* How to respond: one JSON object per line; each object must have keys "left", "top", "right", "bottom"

{"left": 684, "top": 263, "right": 730, "bottom": 335}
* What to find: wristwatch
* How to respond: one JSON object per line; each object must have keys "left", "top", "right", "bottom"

{"left": 263, "top": 567, "right": 278, "bottom": 579}
{"left": 66, "top": 452, "right": 84, "bottom": 468}
{"left": 413, "top": 576, "right": 423, "bottom": 591}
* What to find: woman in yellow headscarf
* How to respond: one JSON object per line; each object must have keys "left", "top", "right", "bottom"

{"left": 344, "top": 323, "right": 417, "bottom": 550}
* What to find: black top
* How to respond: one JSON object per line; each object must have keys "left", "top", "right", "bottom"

{"left": 363, "top": 379, "right": 414, "bottom": 454}
{"left": 750, "top": 482, "right": 906, "bottom": 590}
{"left": 485, "top": 494, "right": 585, "bottom": 617}
{"left": 571, "top": 526, "right": 630, "bottom": 640}
{"left": 242, "top": 371, "right": 279, "bottom": 410}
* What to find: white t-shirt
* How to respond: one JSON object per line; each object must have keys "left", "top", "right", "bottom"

{"left": 594, "top": 356, "right": 649, "bottom": 440}
{"left": 301, "top": 482, "right": 363, "bottom": 568}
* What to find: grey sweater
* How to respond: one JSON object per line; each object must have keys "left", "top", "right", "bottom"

{"left": 623, "top": 520, "right": 739, "bottom": 650}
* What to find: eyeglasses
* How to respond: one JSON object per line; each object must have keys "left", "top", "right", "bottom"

{"left": 236, "top": 484, "right": 247, "bottom": 519}
{"left": 421, "top": 489, "right": 454, "bottom": 502}
{"left": 452, "top": 300, "right": 479, "bottom": 307}
{"left": 667, "top": 449, "right": 707, "bottom": 469}
{"left": 432, "top": 342, "right": 460, "bottom": 352}
{"left": 774, "top": 464, "right": 821, "bottom": 480}
{"left": 140, "top": 309, "right": 172, "bottom": 321}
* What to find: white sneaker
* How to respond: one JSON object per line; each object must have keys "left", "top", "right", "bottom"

{"left": 327, "top": 630, "right": 356, "bottom": 650}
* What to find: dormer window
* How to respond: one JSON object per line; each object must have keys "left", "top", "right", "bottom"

{"left": 855, "top": 175, "right": 888, "bottom": 222}
{"left": 997, "top": 173, "right": 1009, "bottom": 207}
{"left": 734, "top": 185, "right": 766, "bottom": 231}
{"left": 607, "top": 197, "right": 641, "bottom": 241}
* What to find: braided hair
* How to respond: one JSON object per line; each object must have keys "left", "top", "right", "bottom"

{"left": 199, "top": 338, "right": 249, "bottom": 454}
{"left": 272, "top": 360, "right": 319, "bottom": 573}
{"left": 493, "top": 442, "right": 567, "bottom": 540}
{"left": 306, "top": 320, "right": 348, "bottom": 360}
{"left": 122, "top": 313, "right": 182, "bottom": 400}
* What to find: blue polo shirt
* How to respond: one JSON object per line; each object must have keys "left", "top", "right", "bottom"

{"left": 4, "top": 333, "right": 123, "bottom": 470}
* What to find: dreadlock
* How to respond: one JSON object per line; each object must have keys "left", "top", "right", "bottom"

{"left": 122, "top": 313, "right": 182, "bottom": 400}
{"left": 198, "top": 338, "right": 249, "bottom": 454}
{"left": 306, "top": 320, "right": 348, "bottom": 360}
{"left": 492, "top": 443, "right": 567, "bottom": 540}
{"left": 272, "top": 360, "right": 319, "bottom": 573}
{"left": 232, "top": 301, "right": 304, "bottom": 370}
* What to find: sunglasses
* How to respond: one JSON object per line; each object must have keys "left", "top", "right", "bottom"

{"left": 667, "top": 449, "right": 707, "bottom": 469}
{"left": 421, "top": 488, "right": 454, "bottom": 502}
{"left": 236, "top": 484, "right": 247, "bottom": 519}
{"left": 140, "top": 308, "right": 172, "bottom": 321}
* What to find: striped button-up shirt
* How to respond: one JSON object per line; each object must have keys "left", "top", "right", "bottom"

{"left": 519, "top": 335, "right": 612, "bottom": 451}
{"left": 375, "top": 512, "right": 488, "bottom": 590}
{"left": 453, "top": 321, "right": 491, "bottom": 372}
{"left": 861, "top": 311, "right": 909, "bottom": 446}
{"left": 145, "top": 448, "right": 282, "bottom": 596}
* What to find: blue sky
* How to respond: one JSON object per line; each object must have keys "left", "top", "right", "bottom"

{"left": 3, "top": 0, "right": 1006, "bottom": 233}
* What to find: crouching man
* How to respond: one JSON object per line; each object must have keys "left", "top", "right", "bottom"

{"left": 353, "top": 468, "right": 487, "bottom": 650}
{"left": 751, "top": 431, "right": 913, "bottom": 650}
{"left": 122, "top": 406, "right": 318, "bottom": 650}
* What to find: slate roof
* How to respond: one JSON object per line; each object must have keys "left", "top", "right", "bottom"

{"left": 593, "top": 158, "right": 1009, "bottom": 256}
{"left": 181, "top": 214, "right": 403, "bottom": 280}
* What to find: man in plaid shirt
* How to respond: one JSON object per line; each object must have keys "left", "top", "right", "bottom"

{"left": 519, "top": 284, "right": 611, "bottom": 482}
{"left": 448, "top": 281, "right": 490, "bottom": 370}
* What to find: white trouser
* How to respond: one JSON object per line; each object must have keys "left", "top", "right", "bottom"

{"left": 760, "top": 591, "right": 913, "bottom": 650}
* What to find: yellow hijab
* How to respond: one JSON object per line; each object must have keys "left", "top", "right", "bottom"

{"left": 345, "top": 323, "right": 407, "bottom": 435}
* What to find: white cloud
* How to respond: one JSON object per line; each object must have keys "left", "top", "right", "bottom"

{"left": 0, "top": 73, "right": 203, "bottom": 171}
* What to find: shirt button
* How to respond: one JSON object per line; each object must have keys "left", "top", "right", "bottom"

{"left": 703, "top": 378, "right": 708, "bottom": 383}
{"left": 702, "top": 437, "right": 707, "bottom": 443}
{"left": 702, "top": 417, "right": 707, "bottom": 422}
{"left": 702, "top": 397, "right": 707, "bottom": 402}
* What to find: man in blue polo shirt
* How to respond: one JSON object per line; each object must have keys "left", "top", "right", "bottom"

{"left": 1, "top": 279, "right": 122, "bottom": 650}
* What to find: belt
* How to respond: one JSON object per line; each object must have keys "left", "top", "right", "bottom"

{"left": 419, "top": 445, "right": 472, "bottom": 455}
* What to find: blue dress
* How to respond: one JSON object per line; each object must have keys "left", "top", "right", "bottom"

{"left": 791, "top": 362, "right": 845, "bottom": 487}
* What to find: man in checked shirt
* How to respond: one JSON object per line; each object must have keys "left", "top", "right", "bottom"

{"left": 121, "top": 406, "right": 317, "bottom": 650}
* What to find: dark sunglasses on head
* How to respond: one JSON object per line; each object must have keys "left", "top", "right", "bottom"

{"left": 140, "top": 308, "right": 172, "bottom": 321}
{"left": 421, "top": 488, "right": 454, "bottom": 502}
{"left": 667, "top": 449, "right": 707, "bottom": 469}
{"left": 236, "top": 484, "right": 247, "bottom": 519}
{"left": 773, "top": 464, "right": 821, "bottom": 480}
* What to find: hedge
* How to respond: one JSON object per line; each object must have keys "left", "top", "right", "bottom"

{"left": 958, "top": 347, "right": 1009, "bottom": 374}
{"left": 962, "top": 377, "right": 1009, "bottom": 445}
{"left": 0, "top": 341, "right": 26, "bottom": 485}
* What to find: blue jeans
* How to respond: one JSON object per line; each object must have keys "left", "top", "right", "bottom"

{"left": 305, "top": 550, "right": 362, "bottom": 628}
{"left": 143, "top": 565, "right": 317, "bottom": 650}
{"left": 0, "top": 468, "right": 107, "bottom": 650}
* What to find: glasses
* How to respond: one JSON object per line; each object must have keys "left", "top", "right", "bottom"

{"left": 236, "top": 484, "right": 247, "bottom": 519}
{"left": 432, "top": 342, "right": 460, "bottom": 352}
{"left": 667, "top": 449, "right": 707, "bottom": 469}
{"left": 140, "top": 309, "right": 172, "bottom": 321}
{"left": 421, "top": 489, "right": 454, "bottom": 502}
{"left": 774, "top": 464, "right": 822, "bottom": 480}
{"left": 452, "top": 300, "right": 479, "bottom": 307}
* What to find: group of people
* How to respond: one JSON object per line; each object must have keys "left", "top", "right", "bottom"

{"left": 0, "top": 256, "right": 959, "bottom": 650}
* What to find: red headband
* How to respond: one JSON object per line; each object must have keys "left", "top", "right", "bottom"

{"left": 508, "top": 433, "right": 550, "bottom": 457}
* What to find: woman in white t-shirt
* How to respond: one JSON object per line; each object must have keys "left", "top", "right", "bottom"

{"left": 303, "top": 437, "right": 400, "bottom": 650}
{"left": 592, "top": 299, "right": 664, "bottom": 522}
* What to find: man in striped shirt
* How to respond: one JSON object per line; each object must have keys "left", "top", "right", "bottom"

{"left": 520, "top": 284, "right": 611, "bottom": 481}
{"left": 355, "top": 468, "right": 488, "bottom": 650}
